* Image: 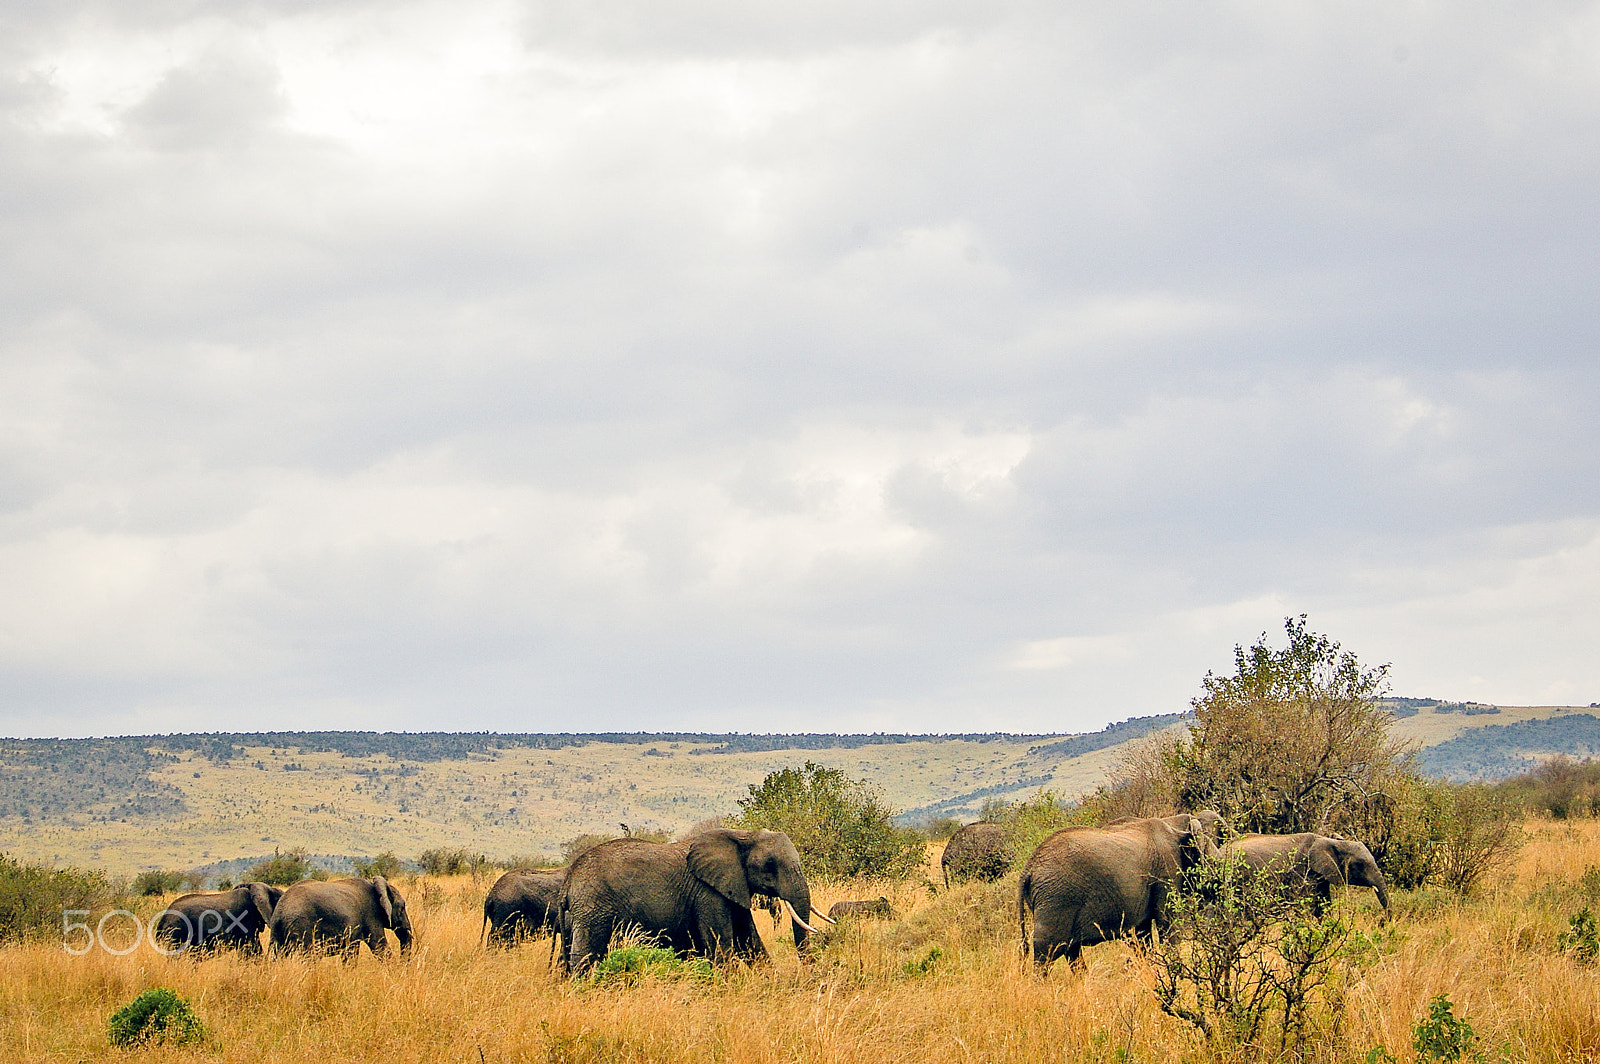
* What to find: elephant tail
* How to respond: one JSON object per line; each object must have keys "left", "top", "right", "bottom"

{"left": 1017, "top": 871, "right": 1033, "bottom": 958}
{"left": 480, "top": 905, "right": 489, "bottom": 948}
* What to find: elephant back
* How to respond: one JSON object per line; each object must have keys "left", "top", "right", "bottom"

{"left": 942, "top": 823, "right": 1014, "bottom": 884}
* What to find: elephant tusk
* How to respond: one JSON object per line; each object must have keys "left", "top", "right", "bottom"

{"left": 810, "top": 905, "right": 838, "bottom": 926}
{"left": 781, "top": 899, "right": 819, "bottom": 935}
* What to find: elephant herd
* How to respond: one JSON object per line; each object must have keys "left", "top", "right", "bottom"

{"left": 151, "top": 820, "right": 1388, "bottom": 975}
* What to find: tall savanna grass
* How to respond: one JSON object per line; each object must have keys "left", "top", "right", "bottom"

{"left": 7, "top": 821, "right": 1600, "bottom": 1062}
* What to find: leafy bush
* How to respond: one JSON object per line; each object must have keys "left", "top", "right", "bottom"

{"left": 107, "top": 988, "right": 206, "bottom": 1048}
{"left": 998, "top": 789, "right": 1093, "bottom": 863}
{"left": 0, "top": 853, "right": 123, "bottom": 943}
{"left": 1501, "top": 755, "right": 1600, "bottom": 818}
{"left": 1413, "top": 994, "right": 1478, "bottom": 1063}
{"left": 1558, "top": 907, "right": 1600, "bottom": 965}
{"left": 1159, "top": 617, "right": 1402, "bottom": 834}
{"left": 417, "top": 847, "right": 489, "bottom": 876}
{"left": 588, "top": 945, "right": 715, "bottom": 986}
{"left": 1435, "top": 785, "right": 1523, "bottom": 895}
{"left": 730, "top": 761, "right": 926, "bottom": 880}
{"left": 132, "top": 870, "right": 187, "bottom": 896}
{"left": 245, "top": 847, "right": 327, "bottom": 885}
{"left": 1150, "top": 854, "right": 1352, "bottom": 1060}
{"left": 351, "top": 852, "right": 407, "bottom": 878}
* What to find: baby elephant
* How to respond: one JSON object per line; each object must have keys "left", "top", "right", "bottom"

{"left": 152, "top": 883, "right": 284, "bottom": 956}
{"left": 827, "top": 896, "right": 899, "bottom": 922}
{"left": 482, "top": 868, "right": 565, "bottom": 947}
{"left": 270, "top": 876, "right": 414, "bottom": 959}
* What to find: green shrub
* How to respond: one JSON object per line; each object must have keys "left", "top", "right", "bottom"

{"left": 107, "top": 988, "right": 206, "bottom": 1048}
{"left": 0, "top": 853, "right": 123, "bottom": 943}
{"left": 1413, "top": 994, "right": 1478, "bottom": 1063}
{"left": 588, "top": 945, "right": 716, "bottom": 986}
{"left": 731, "top": 761, "right": 926, "bottom": 880}
{"left": 1559, "top": 907, "right": 1600, "bottom": 965}
{"left": 245, "top": 847, "right": 327, "bottom": 885}
{"left": 999, "top": 789, "right": 1093, "bottom": 863}
{"left": 417, "top": 847, "right": 489, "bottom": 876}
{"left": 351, "top": 852, "right": 407, "bottom": 878}
{"left": 132, "top": 870, "right": 186, "bottom": 896}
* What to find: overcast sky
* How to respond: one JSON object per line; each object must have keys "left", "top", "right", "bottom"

{"left": 3, "top": 2, "right": 1598, "bottom": 739}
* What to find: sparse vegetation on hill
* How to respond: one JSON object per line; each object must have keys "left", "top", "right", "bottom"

{"left": 1420, "top": 714, "right": 1600, "bottom": 781}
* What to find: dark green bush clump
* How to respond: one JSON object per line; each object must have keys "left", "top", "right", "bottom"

{"left": 352, "top": 852, "right": 407, "bottom": 878}
{"left": 0, "top": 852, "right": 123, "bottom": 943}
{"left": 108, "top": 987, "right": 206, "bottom": 1048}
{"left": 132, "top": 869, "right": 187, "bottom": 896}
{"left": 731, "top": 761, "right": 926, "bottom": 880}
{"left": 245, "top": 847, "right": 328, "bottom": 885}
{"left": 418, "top": 847, "right": 490, "bottom": 876}
{"left": 589, "top": 945, "right": 715, "bottom": 986}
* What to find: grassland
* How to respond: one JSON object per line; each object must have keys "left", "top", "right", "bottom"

{"left": 6, "top": 820, "right": 1600, "bottom": 1062}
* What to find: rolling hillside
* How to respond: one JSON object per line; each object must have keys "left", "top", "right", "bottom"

{"left": 1, "top": 701, "right": 1593, "bottom": 876}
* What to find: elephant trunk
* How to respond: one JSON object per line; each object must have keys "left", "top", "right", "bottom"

{"left": 394, "top": 918, "right": 415, "bottom": 955}
{"left": 784, "top": 881, "right": 815, "bottom": 953}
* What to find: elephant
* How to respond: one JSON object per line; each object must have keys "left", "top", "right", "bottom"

{"left": 151, "top": 883, "right": 284, "bottom": 955}
{"left": 1019, "top": 814, "right": 1219, "bottom": 971}
{"left": 1108, "top": 809, "right": 1227, "bottom": 846}
{"left": 827, "top": 896, "right": 899, "bottom": 921}
{"left": 1223, "top": 832, "right": 1391, "bottom": 917}
{"left": 482, "top": 868, "right": 565, "bottom": 947}
{"left": 941, "top": 822, "right": 1014, "bottom": 886}
{"left": 556, "top": 828, "right": 835, "bottom": 976}
{"left": 269, "top": 876, "right": 414, "bottom": 959}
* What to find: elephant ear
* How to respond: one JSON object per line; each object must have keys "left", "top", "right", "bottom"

{"left": 1308, "top": 839, "right": 1346, "bottom": 886}
{"left": 1175, "top": 815, "right": 1211, "bottom": 867}
{"left": 372, "top": 876, "right": 395, "bottom": 924}
{"left": 247, "top": 882, "right": 275, "bottom": 925}
{"left": 687, "top": 830, "right": 754, "bottom": 909}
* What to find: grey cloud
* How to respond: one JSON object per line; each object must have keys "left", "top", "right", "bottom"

{"left": 2, "top": 1, "right": 1598, "bottom": 737}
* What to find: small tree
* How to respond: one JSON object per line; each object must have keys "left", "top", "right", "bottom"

{"left": 1150, "top": 855, "right": 1352, "bottom": 1060}
{"left": 731, "top": 761, "right": 925, "bottom": 880}
{"left": 1165, "top": 616, "right": 1405, "bottom": 835}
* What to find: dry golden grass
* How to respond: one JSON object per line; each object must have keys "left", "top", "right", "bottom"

{"left": 8, "top": 820, "right": 1600, "bottom": 1062}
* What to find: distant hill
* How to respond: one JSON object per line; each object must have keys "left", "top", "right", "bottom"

{"left": 5, "top": 703, "right": 1597, "bottom": 877}
{"left": 1417, "top": 713, "right": 1600, "bottom": 781}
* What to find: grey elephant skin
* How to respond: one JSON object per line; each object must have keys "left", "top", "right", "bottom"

{"left": 1019, "top": 814, "right": 1218, "bottom": 970}
{"left": 941, "top": 823, "right": 1014, "bottom": 887}
{"left": 557, "top": 828, "right": 817, "bottom": 976}
{"left": 482, "top": 868, "right": 564, "bottom": 947}
{"left": 827, "top": 896, "right": 898, "bottom": 921}
{"left": 152, "top": 883, "right": 283, "bottom": 955}
{"left": 269, "top": 876, "right": 414, "bottom": 959}
{"left": 1223, "top": 832, "right": 1390, "bottom": 917}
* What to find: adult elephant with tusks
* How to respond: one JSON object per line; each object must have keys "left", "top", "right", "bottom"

{"left": 152, "top": 883, "right": 283, "bottom": 955}
{"left": 557, "top": 828, "right": 835, "bottom": 976}
{"left": 1223, "top": 832, "right": 1390, "bottom": 918}
{"left": 1019, "top": 814, "right": 1219, "bottom": 972}
{"left": 269, "top": 876, "right": 414, "bottom": 959}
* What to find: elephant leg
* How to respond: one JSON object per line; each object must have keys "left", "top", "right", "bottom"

{"left": 727, "top": 905, "right": 768, "bottom": 962}
{"left": 567, "top": 920, "right": 605, "bottom": 975}
{"left": 694, "top": 905, "right": 740, "bottom": 962}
